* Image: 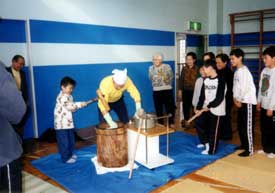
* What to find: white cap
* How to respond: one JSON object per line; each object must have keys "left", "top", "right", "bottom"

{"left": 112, "top": 68, "right": 127, "bottom": 85}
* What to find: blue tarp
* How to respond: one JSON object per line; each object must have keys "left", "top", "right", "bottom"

{"left": 32, "top": 132, "right": 236, "bottom": 193}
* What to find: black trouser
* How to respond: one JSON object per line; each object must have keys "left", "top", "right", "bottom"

{"left": 195, "top": 111, "right": 221, "bottom": 154}
{"left": 153, "top": 89, "right": 175, "bottom": 124}
{"left": 98, "top": 96, "right": 129, "bottom": 124}
{"left": 182, "top": 89, "right": 193, "bottom": 120}
{"left": 0, "top": 159, "right": 22, "bottom": 193}
{"left": 260, "top": 108, "right": 275, "bottom": 153}
{"left": 12, "top": 105, "right": 29, "bottom": 139}
{"left": 219, "top": 104, "right": 232, "bottom": 140}
{"left": 237, "top": 103, "right": 255, "bottom": 153}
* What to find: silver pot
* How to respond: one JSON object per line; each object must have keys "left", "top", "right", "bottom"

{"left": 134, "top": 113, "right": 156, "bottom": 129}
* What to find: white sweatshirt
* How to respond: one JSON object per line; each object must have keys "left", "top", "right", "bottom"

{"left": 197, "top": 76, "right": 226, "bottom": 116}
{"left": 233, "top": 66, "right": 257, "bottom": 105}
{"left": 54, "top": 91, "right": 85, "bottom": 130}
{"left": 192, "top": 77, "right": 204, "bottom": 107}
{"left": 258, "top": 67, "right": 275, "bottom": 110}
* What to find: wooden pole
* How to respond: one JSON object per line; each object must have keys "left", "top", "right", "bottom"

{"left": 187, "top": 111, "right": 203, "bottom": 124}
{"left": 230, "top": 15, "right": 235, "bottom": 50}
{"left": 258, "top": 11, "right": 264, "bottom": 81}
{"left": 128, "top": 119, "right": 144, "bottom": 179}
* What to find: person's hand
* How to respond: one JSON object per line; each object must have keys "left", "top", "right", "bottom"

{"left": 194, "top": 109, "right": 199, "bottom": 114}
{"left": 135, "top": 108, "right": 145, "bottom": 118}
{"left": 177, "top": 91, "right": 182, "bottom": 102}
{"left": 235, "top": 101, "right": 242, "bottom": 108}
{"left": 109, "top": 121, "right": 118, "bottom": 129}
{"left": 256, "top": 103, "right": 261, "bottom": 112}
{"left": 103, "top": 113, "right": 118, "bottom": 129}
{"left": 135, "top": 102, "right": 145, "bottom": 117}
{"left": 267, "top": 109, "right": 273, "bottom": 117}
{"left": 233, "top": 98, "right": 242, "bottom": 108}
{"left": 81, "top": 102, "right": 88, "bottom": 108}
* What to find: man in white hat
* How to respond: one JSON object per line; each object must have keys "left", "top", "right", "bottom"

{"left": 98, "top": 68, "right": 142, "bottom": 128}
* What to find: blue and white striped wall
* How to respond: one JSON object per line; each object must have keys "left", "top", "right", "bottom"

{"left": 0, "top": 19, "right": 34, "bottom": 138}
{"left": 1, "top": 19, "right": 175, "bottom": 137}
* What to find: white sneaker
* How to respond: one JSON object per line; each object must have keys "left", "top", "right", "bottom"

{"left": 72, "top": 154, "right": 77, "bottom": 159}
{"left": 257, "top": 149, "right": 266, "bottom": 155}
{"left": 66, "top": 158, "right": 76, "bottom": 163}
{"left": 201, "top": 149, "right": 209, "bottom": 155}
{"left": 201, "top": 143, "right": 209, "bottom": 155}
{"left": 267, "top": 153, "right": 275, "bottom": 159}
{"left": 196, "top": 144, "right": 205, "bottom": 148}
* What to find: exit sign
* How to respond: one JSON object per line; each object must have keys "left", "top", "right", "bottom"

{"left": 188, "top": 21, "right": 202, "bottom": 31}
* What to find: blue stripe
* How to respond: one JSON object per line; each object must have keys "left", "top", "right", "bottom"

{"left": 209, "top": 32, "right": 275, "bottom": 47}
{"left": 30, "top": 20, "right": 175, "bottom": 46}
{"left": 0, "top": 19, "right": 26, "bottom": 42}
{"left": 186, "top": 34, "right": 204, "bottom": 47}
{"left": 208, "top": 34, "right": 230, "bottom": 46}
{"left": 33, "top": 61, "right": 175, "bottom": 136}
{"left": 244, "top": 59, "right": 261, "bottom": 82}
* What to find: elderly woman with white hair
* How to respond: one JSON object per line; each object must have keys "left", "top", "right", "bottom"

{"left": 149, "top": 53, "right": 175, "bottom": 128}
{"left": 98, "top": 68, "right": 142, "bottom": 128}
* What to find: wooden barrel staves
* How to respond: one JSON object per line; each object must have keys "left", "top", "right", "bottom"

{"left": 96, "top": 122, "right": 128, "bottom": 168}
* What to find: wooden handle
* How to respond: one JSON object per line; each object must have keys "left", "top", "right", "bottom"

{"left": 187, "top": 112, "right": 202, "bottom": 123}
{"left": 96, "top": 89, "right": 110, "bottom": 111}
{"left": 86, "top": 98, "right": 98, "bottom": 105}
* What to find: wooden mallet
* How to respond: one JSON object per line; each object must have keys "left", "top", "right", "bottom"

{"left": 187, "top": 110, "right": 204, "bottom": 124}
{"left": 85, "top": 98, "right": 98, "bottom": 105}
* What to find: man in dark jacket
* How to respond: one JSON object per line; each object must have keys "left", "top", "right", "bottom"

{"left": 6, "top": 55, "right": 28, "bottom": 137}
{"left": 0, "top": 61, "right": 26, "bottom": 193}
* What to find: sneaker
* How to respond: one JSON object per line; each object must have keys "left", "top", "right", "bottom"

{"left": 238, "top": 150, "right": 252, "bottom": 157}
{"left": 267, "top": 153, "right": 275, "bottom": 159}
{"left": 201, "top": 149, "right": 209, "bottom": 155}
{"left": 66, "top": 158, "right": 76, "bottom": 164}
{"left": 72, "top": 154, "right": 77, "bottom": 159}
{"left": 257, "top": 149, "right": 266, "bottom": 155}
{"left": 201, "top": 143, "right": 209, "bottom": 155}
{"left": 196, "top": 144, "right": 205, "bottom": 148}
